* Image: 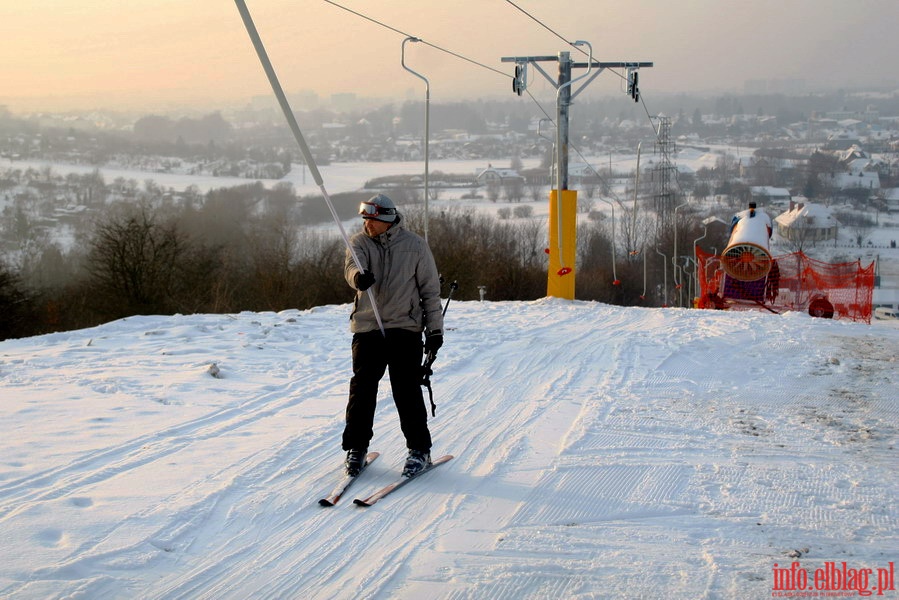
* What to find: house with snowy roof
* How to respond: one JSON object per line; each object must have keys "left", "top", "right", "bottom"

{"left": 774, "top": 200, "right": 839, "bottom": 244}
{"left": 475, "top": 166, "right": 524, "bottom": 186}
{"left": 830, "top": 169, "right": 880, "bottom": 192}
{"left": 837, "top": 144, "right": 868, "bottom": 163}
{"left": 883, "top": 188, "right": 899, "bottom": 213}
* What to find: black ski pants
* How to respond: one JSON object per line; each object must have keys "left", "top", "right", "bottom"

{"left": 342, "top": 328, "right": 432, "bottom": 452}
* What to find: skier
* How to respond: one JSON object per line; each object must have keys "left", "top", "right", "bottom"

{"left": 342, "top": 194, "right": 444, "bottom": 478}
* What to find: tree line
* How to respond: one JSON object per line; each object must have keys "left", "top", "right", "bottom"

{"left": 1, "top": 184, "right": 710, "bottom": 340}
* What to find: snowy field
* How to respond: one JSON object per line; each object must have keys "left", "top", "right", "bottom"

{"left": 7, "top": 149, "right": 899, "bottom": 279}
{"left": 1, "top": 300, "right": 897, "bottom": 599}
{"left": 10, "top": 149, "right": 899, "bottom": 313}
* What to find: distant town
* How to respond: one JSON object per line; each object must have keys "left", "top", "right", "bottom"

{"left": 1, "top": 87, "right": 899, "bottom": 336}
{"left": 3, "top": 88, "right": 898, "bottom": 206}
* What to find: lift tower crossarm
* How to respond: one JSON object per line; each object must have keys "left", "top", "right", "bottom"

{"left": 571, "top": 61, "right": 654, "bottom": 68}
{"left": 500, "top": 57, "right": 653, "bottom": 185}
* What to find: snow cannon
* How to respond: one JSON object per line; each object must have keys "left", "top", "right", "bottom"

{"left": 721, "top": 203, "right": 773, "bottom": 282}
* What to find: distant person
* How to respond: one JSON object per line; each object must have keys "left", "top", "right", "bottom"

{"left": 729, "top": 202, "right": 772, "bottom": 240}
{"left": 342, "top": 194, "right": 444, "bottom": 478}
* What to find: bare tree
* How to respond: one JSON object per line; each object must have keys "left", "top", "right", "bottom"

{"left": 87, "top": 207, "right": 187, "bottom": 316}
{"left": 246, "top": 215, "right": 302, "bottom": 310}
{"left": 0, "top": 260, "right": 35, "bottom": 340}
{"left": 527, "top": 181, "right": 545, "bottom": 203}
{"left": 618, "top": 201, "right": 654, "bottom": 257}
{"left": 487, "top": 179, "right": 501, "bottom": 203}
{"left": 836, "top": 211, "right": 876, "bottom": 247}
{"left": 503, "top": 178, "right": 524, "bottom": 203}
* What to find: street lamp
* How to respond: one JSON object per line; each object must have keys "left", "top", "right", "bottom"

{"left": 672, "top": 200, "right": 689, "bottom": 306}
{"left": 639, "top": 246, "right": 648, "bottom": 301}
{"left": 680, "top": 256, "right": 695, "bottom": 306}
{"left": 402, "top": 36, "right": 430, "bottom": 242}
{"left": 598, "top": 197, "right": 620, "bottom": 285}
{"left": 655, "top": 246, "right": 668, "bottom": 307}
{"left": 675, "top": 263, "right": 685, "bottom": 307}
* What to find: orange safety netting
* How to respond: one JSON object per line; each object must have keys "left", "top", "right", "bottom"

{"left": 696, "top": 247, "right": 875, "bottom": 323}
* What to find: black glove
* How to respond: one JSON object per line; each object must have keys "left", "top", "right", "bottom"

{"left": 424, "top": 330, "right": 443, "bottom": 355}
{"left": 354, "top": 270, "right": 375, "bottom": 291}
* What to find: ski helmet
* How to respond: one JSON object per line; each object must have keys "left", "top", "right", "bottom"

{"left": 358, "top": 194, "right": 398, "bottom": 223}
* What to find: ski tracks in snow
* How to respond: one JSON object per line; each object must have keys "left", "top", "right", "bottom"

{"left": 380, "top": 301, "right": 714, "bottom": 599}
{"left": 0, "top": 310, "right": 352, "bottom": 598}
{"left": 374, "top": 303, "right": 899, "bottom": 599}
{"left": 1, "top": 302, "right": 897, "bottom": 599}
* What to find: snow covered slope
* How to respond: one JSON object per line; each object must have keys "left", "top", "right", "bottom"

{"left": 0, "top": 300, "right": 897, "bottom": 599}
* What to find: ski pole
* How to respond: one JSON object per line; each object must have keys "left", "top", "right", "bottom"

{"left": 442, "top": 280, "right": 458, "bottom": 317}
{"left": 422, "top": 279, "right": 456, "bottom": 416}
{"left": 234, "top": 0, "right": 385, "bottom": 336}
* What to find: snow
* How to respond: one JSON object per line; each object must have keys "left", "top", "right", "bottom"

{"left": 1, "top": 157, "right": 539, "bottom": 196}
{"left": 1, "top": 300, "right": 897, "bottom": 599}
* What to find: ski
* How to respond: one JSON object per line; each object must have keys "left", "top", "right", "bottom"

{"left": 318, "top": 451, "right": 380, "bottom": 507}
{"left": 353, "top": 454, "right": 453, "bottom": 507}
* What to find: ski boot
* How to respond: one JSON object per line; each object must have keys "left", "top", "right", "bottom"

{"left": 345, "top": 449, "right": 367, "bottom": 477}
{"left": 402, "top": 449, "right": 432, "bottom": 478}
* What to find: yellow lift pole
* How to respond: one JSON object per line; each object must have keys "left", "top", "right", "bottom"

{"left": 502, "top": 51, "right": 652, "bottom": 300}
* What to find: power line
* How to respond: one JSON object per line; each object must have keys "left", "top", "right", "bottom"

{"left": 321, "top": 0, "right": 643, "bottom": 140}
{"left": 322, "top": 0, "right": 407, "bottom": 37}
{"left": 500, "top": 1, "right": 662, "bottom": 146}
{"left": 323, "top": 0, "right": 667, "bottom": 187}
{"left": 503, "top": 0, "right": 583, "bottom": 53}
{"left": 322, "top": 0, "right": 510, "bottom": 79}
{"left": 321, "top": 0, "right": 576, "bottom": 174}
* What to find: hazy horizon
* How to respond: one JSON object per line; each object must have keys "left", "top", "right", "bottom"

{"left": 2, "top": 0, "right": 899, "bottom": 114}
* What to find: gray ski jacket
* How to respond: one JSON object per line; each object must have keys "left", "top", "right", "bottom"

{"left": 344, "top": 216, "right": 444, "bottom": 335}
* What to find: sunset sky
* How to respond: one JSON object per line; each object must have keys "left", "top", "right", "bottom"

{"left": 2, "top": 0, "right": 898, "bottom": 113}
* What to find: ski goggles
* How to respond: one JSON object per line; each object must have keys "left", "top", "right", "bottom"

{"left": 359, "top": 202, "right": 397, "bottom": 218}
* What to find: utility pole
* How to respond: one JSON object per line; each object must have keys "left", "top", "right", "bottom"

{"left": 501, "top": 52, "right": 652, "bottom": 299}
{"left": 557, "top": 51, "right": 573, "bottom": 193}
{"left": 653, "top": 115, "right": 677, "bottom": 230}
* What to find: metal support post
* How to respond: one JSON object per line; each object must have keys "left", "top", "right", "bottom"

{"left": 501, "top": 51, "right": 651, "bottom": 299}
